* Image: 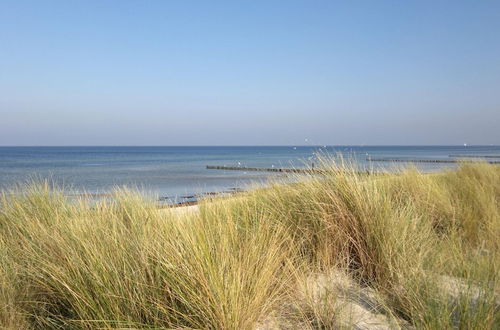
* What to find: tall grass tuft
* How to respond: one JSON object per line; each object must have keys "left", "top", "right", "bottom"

{"left": 1, "top": 162, "right": 499, "bottom": 329}
{"left": 0, "top": 185, "right": 295, "bottom": 329}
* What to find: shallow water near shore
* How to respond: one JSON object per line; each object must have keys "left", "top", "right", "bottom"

{"left": 1, "top": 146, "right": 499, "bottom": 200}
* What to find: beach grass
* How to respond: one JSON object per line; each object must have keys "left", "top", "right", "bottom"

{"left": 0, "top": 162, "right": 499, "bottom": 329}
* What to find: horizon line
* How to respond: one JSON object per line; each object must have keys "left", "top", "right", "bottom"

{"left": 0, "top": 144, "right": 498, "bottom": 148}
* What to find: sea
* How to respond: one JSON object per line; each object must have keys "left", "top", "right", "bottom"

{"left": 1, "top": 146, "right": 499, "bottom": 203}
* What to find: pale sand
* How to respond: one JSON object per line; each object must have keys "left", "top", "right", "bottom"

{"left": 160, "top": 204, "right": 200, "bottom": 217}
{"left": 158, "top": 202, "right": 498, "bottom": 329}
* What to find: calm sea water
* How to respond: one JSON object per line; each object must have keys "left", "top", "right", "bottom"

{"left": 1, "top": 146, "right": 499, "bottom": 200}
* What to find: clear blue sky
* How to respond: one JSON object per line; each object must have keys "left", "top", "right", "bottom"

{"left": 1, "top": 0, "right": 499, "bottom": 145}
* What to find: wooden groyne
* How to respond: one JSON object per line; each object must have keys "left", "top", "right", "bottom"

{"left": 158, "top": 187, "right": 245, "bottom": 207}
{"left": 206, "top": 165, "right": 326, "bottom": 173}
{"left": 367, "top": 158, "right": 500, "bottom": 164}
{"left": 449, "top": 154, "right": 500, "bottom": 158}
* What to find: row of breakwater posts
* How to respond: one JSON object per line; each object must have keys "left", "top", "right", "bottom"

{"left": 206, "top": 165, "right": 328, "bottom": 174}
{"left": 159, "top": 187, "right": 244, "bottom": 207}
{"left": 207, "top": 156, "right": 500, "bottom": 174}
{"left": 206, "top": 165, "right": 378, "bottom": 176}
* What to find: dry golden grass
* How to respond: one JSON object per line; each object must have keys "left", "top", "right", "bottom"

{"left": 1, "top": 162, "right": 499, "bottom": 329}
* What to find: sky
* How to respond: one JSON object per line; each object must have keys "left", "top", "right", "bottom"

{"left": 1, "top": 0, "right": 499, "bottom": 146}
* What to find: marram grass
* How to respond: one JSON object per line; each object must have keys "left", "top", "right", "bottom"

{"left": 1, "top": 162, "right": 499, "bottom": 329}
